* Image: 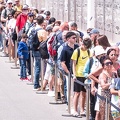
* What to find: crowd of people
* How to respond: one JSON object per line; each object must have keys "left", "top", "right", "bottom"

{"left": 0, "top": 0, "right": 120, "bottom": 120}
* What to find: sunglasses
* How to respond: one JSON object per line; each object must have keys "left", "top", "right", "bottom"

{"left": 8, "top": 3, "right": 12, "bottom": 4}
{"left": 104, "top": 62, "right": 113, "bottom": 66}
{"left": 71, "top": 37, "right": 77, "bottom": 39}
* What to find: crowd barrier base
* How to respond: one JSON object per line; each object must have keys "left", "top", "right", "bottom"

{"left": 36, "top": 91, "right": 48, "bottom": 94}
{"left": 49, "top": 100, "right": 66, "bottom": 105}
{"left": 26, "top": 82, "right": 34, "bottom": 85}
{"left": 5, "top": 59, "right": 15, "bottom": 63}
{"left": 11, "top": 65, "right": 20, "bottom": 69}
{"left": 61, "top": 113, "right": 73, "bottom": 117}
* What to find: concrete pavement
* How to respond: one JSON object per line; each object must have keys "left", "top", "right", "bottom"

{"left": 0, "top": 53, "right": 86, "bottom": 120}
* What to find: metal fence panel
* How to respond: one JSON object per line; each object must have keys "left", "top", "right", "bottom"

{"left": 22, "top": 0, "right": 120, "bottom": 43}
{"left": 76, "top": 0, "right": 82, "bottom": 30}
{"left": 81, "top": 0, "right": 87, "bottom": 31}
{"left": 112, "top": 0, "right": 120, "bottom": 43}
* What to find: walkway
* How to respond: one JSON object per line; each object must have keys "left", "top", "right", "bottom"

{"left": 0, "top": 53, "right": 86, "bottom": 120}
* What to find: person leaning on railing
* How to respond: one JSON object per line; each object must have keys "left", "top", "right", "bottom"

{"left": 96, "top": 56, "right": 113, "bottom": 120}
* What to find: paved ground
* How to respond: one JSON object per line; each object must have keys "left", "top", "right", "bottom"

{"left": 0, "top": 52, "right": 86, "bottom": 120}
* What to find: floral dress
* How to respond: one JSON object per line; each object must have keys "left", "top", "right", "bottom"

{"left": 99, "top": 73, "right": 113, "bottom": 120}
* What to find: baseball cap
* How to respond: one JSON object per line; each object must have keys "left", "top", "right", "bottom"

{"left": 28, "top": 12, "right": 34, "bottom": 17}
{"left": 22, "top": 4, "right": 29, "bottom": 10}
{"left": 89, "top": 28, "right": 99, "bottom": 35}
{"left": 94, "top": 45, "right": 106, "bottom": 56}
{"left": 7, "top": 0, "right": 13, "bottom": 4}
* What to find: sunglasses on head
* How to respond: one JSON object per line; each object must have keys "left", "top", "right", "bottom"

{"left": 104, "top": 62, "right": 113, "bottom": 66}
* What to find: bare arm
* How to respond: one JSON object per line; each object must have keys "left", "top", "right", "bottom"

{"left": 100, "top": 73, "right": 111, "bottom": 90}
{"left": 88, "top": 66, "right": 103, "bottom": 83}
{"left": 110, "top": 88, "right": 118, "bottom": 95}
{"left": 16, "top": 26, "right": 19, "bottom": 35}
{"left": 72, "top": 60, "right": 76, "bottom": 77}
{"left": 61, "top": 61, "right": 69, "bottom": 74}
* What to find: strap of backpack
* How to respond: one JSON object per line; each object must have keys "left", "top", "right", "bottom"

{"left": 76, "top": 48, "right": 80, "bottom": 65}
{"left": 87, "top": 49, "right": 90, "bottom": 57}
{"left": 88, "top": 57, "right": 93, "bottom": 74}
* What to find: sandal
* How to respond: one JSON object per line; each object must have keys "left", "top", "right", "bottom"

{"left": 72, "top": 112, "right": 82, "bottom": 118}
{"left": 80, "top": 111, "right": 86, "bottom": 117}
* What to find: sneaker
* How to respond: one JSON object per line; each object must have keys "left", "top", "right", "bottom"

{"left": 47, "top": 91, "right": 55, "bottom": 97}
{"left": 33, "top": 87, "right": 41, "bottom": 91}
{"left": 20, "top": 78, "right": 24, "bottom": 81}
{"left": 24, "top": 77, "right": 30, "bottom": 81}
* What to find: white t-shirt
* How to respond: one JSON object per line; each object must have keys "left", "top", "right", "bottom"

{"left": 110, "top": 78, "right": 119, "bottom": 111}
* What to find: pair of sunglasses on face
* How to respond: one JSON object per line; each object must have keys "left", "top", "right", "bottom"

{"left": 104, "top": 62, "right": 113, "bottom": 66}
{"left": 110, "top": 54, "right": 119, "bottom": 57}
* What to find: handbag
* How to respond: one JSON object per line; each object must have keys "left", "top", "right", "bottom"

{"left": 11, "top": 29, "right": 17, "bottom": 41}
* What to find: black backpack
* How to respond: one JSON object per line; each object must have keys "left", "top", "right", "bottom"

{"left": 39, "top": 39, "right": 49, "bottom": 59}
{"left": 28, "top": 28, "right": 42, "bottom": 51}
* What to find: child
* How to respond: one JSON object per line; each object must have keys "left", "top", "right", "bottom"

{"left": 17, "top": 33, "right": 29, "bottom": 81}
{"left": 110, "top": 68, "right": 120, "bottom": 120}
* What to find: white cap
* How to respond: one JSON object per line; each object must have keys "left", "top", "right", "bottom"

{"left": 7, "top": 0, "right": 13, "bottom": 4}
{"left": 94, "top": 45, "right": 106, "bottom": 56}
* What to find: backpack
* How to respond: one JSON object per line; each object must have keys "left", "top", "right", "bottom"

{"left": 28, "top": 28, "right": 42, "bottom": 51}
{"left": 39, "top": 38, "right": 49, "bottom": 59}
{"left": 48, "top": 32, "right": 59, "bottom": 57}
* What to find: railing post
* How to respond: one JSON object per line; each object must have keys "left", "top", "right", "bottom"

{"left": 54, "top": 63, "right": 58, "bottom": 101}
{"left": 85, "top": 79, "right": 91, "bottom": 120}
{"left": 40, "top": 58, "right": 44, "bottom": 90}
{"left": 68, "top": 72, "right": 71, "bottom": 114}
{"left": 105, "top": 97, "right": 109, "bottom": 120}
{"left": 30, "top": 50, "right": 33, "bottom": 83}
{"left": 86, "top": 84, "right": 90, "bottom": 120}
{"left": 11, "top": 41, "right": 19, "bottom": 69}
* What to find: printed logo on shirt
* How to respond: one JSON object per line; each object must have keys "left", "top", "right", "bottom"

{"left": 82, "top": 56, "right": 88, "bottom": 59}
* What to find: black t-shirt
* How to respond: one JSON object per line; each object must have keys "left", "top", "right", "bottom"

{"left": 60, "top": 44, "right": 79, "bottom": 71}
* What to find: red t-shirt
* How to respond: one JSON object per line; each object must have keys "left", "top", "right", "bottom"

{"left": 16, "top": 13, "right": 27, "bottom": 32}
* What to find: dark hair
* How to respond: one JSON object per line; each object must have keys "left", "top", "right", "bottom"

{"left": 100, "top": 55, "right": 112, "bottom": 67}
{"left": 36, "top": 15, "right": 44, "bottom": 25}
{"left": 87, "top": 28, "right": 93, "bottom": 34}
{"left": 21, "top": 33, "right": 28, "bottom": 39}
{"left": 53, "top": 20, "right": 61, "bottom": 26}
{"left": 48, "top": 17, "right": 56, "bottom": 24}
{"left": 70, "top": 22, "right": 77, "bottom": 27}
{"left": 34, "top": 9, "right": 39, "bottom": 14}
{"left": 65, "top": 32, "right": 76, "bottom": 40}
{"left": 83, "top": 38, "right": 92, "bottom": 49}
{"left": 117, "top": 68, "right": 120, "bottom": 78}
{"left": 107, "top": 48, "right": 116, "bottom": 56}
{"left": 97, "top": 35, "right": 111, "bottom": 49}
{"left": 44, "top": 11, "right": 51, "bottom": 16}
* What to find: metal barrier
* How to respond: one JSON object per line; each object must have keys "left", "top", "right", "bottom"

{"left": 11, "top": 41, "right": 20, "bottom": 69}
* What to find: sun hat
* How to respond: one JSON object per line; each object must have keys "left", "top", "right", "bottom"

{"left": 94, "top": 45, "right": 106, "bottom": 56}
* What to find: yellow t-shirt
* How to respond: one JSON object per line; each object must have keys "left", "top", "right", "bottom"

{"left": 14, "top": 5, "right": 23, "bottom": 12}
{"left": 71, "top": 48, "right": 91, "bottom": 77}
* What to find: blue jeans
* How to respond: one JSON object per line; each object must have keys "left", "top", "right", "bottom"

{"left": 33, "top": 51, "right": 41, "bottom": 89}
{"left": 19, "top": 58, "right": 27, "bottom": 78}
{"left": 0, "top": 33, "right": 3, "bottom": 49}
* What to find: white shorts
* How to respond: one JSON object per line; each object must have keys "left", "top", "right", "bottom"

{"left": 44, "top": 63, "right": 50, "bottom": 80}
